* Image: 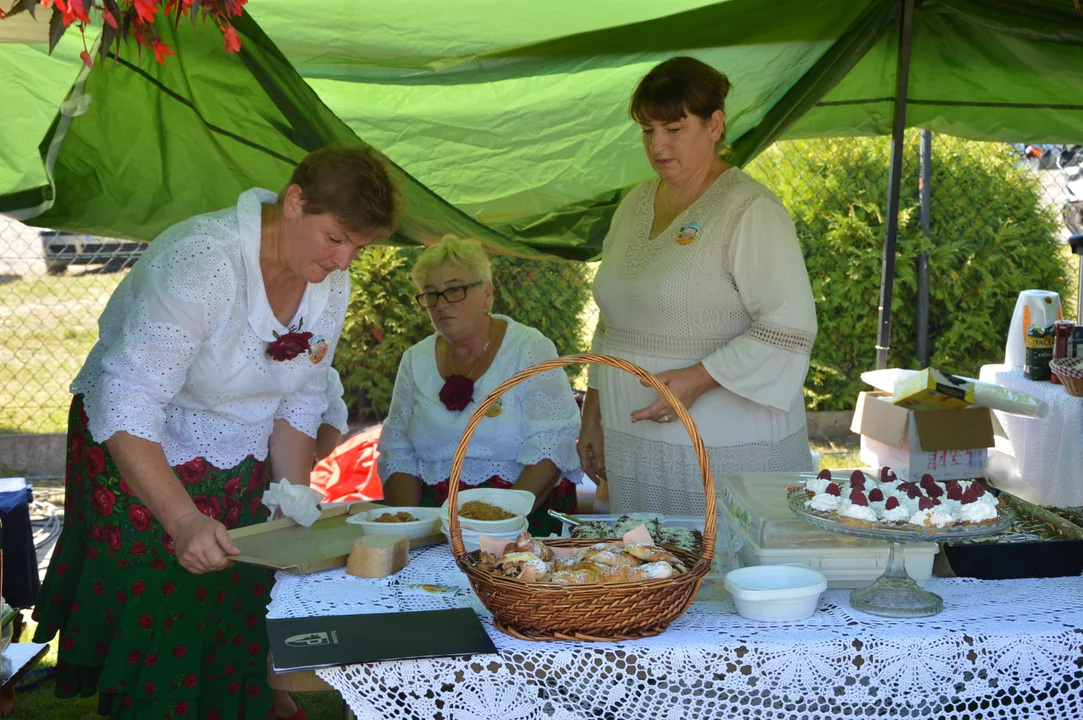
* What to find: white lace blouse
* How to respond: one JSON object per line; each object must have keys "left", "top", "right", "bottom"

{"left": 377, "top": 316, "right": 583, "bottom": 486}
{"left": 72, "top": 188, "right": 349, "bottom": 469}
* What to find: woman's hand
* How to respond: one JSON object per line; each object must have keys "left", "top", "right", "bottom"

{"left": 577, "top": 389, "right": 607, "bottom": 482}
{"left": 631, "top": 363, "right": 718, "bottom": 424}
{"left": 170, "top": 510, "right": 239, "bottom": 574}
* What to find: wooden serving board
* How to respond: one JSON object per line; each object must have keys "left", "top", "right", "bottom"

{"left": 227, "top": 503, "right": 445, "bottom": 575}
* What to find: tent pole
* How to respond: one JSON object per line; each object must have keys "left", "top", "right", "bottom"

{"left": 875, "top": 0, "right": 916, "bottom": 370}
{"left": 917, "top": 129, "right": 932, "bottom": 368}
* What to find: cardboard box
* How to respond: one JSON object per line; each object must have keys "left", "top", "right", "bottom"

{"left": 851, "top": 392, "right": 994, "bottom": 481}
{"left": 892, "top": 368, "right": 975, "bottom": 411}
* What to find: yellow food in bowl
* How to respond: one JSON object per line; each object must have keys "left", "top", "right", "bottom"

{"left": 459, "top": 500, "right": 515, "bottom": 521}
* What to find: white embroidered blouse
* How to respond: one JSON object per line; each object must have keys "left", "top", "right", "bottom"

{"left": 377, "top": 316, "right": 582, "bottom": 486}
{"left": 72, "top": 188, "right": 349, "bottom": 469}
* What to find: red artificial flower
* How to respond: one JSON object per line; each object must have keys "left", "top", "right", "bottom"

{"left": 266, "top": 330, "right": 313, "bottom": 361}
{"left": 131, "top": 581, "right": 147, "bottom": 596}
{"left": 439, "top": 374, "right": 475, "bottom": 412}
{"left": 152, "top": 39, "right": 176, "bottom": 64}
{"left": 222, "top": 23, "right": 242, "bottom": 53}
{"left": 131, "top": 541, "right": 147, "bottom": 555}
{"left": 176, "top": 457, "right": 208, "bottom": 485}
{"left": 106, "top": 525, "right": 121, "bottom": 550}
{"left": 86, "top": 445, "right": 106, "bottom": 479}
{"left": 134, "top": 0, "right": 156, "bottom": 23}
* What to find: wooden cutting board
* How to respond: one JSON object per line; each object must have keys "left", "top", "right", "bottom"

{"left": 228, "top": 503, "right": 445, "bottom": 574}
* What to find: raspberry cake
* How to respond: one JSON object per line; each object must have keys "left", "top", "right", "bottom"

{"left": 802, "top": 468, "right": 1001, "bottom": 531}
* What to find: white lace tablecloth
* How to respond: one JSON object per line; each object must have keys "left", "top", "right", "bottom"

{"left": 979, "top": 364, "right": 1083, "bottom": 506}
{"left": 268, "top": 546, "right": 1083, "bottom": 720}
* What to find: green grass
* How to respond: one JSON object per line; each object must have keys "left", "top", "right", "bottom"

{"left": 11, "top": 619, "right": 349, "bottom": 719}
{"left": 0, "top": 271, "right": 123, "bottom": 434}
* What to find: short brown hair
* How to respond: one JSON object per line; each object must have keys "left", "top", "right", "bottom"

{"left": 630, "top": 57, "right": 732, "bottom": 139}
{"left": 283, "top": 146, "right": 399, "bottom": 237}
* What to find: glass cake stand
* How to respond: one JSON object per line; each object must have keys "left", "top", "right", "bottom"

{"left": 787, "top": 489, "right": 1014, "bottom": 618}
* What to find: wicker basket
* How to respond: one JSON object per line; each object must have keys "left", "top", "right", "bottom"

{"left": 447, "top": 353, "right": 716, "bottom": 642}
{"left": 1051, "top": 357, "right": 1083, "bottom": 397}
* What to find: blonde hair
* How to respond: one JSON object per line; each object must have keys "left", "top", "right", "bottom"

{"left": 411, "top": 234, "right": 492, "bottom": 289}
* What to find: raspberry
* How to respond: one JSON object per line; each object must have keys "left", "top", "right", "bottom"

{"left": 899, "top": 482, "right": 923, "bottom": 499}
{"left": 946, "top": 481, "right": 963, "bottom": 501}
{"left": 850, "top": 490, "right": 869, "bottom": 507}
{"left": 884, "top": 496, "right": 900, "bottom": 510}
{"left": 825, "top": 483, "right": 841, "bottom": 497}
{"left": 918, "top": 496, "right": 940, "bottom": 510}
{"left": 817, "top": 469, "right": 832, "bottom": 481}
{"left": 925, "top": 482, "right": 944, "bottom": 499}
{"left": 869, "top": 488, "right": 884, "bottom": 502}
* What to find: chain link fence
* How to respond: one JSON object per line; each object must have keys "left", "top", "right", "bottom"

{"left": 1, "top": 136, "right": 1080, "bottom": 437}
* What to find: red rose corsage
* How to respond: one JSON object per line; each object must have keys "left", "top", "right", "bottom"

{"left": 267, "top": 318, "right": 312, "bottom": 362}
{"left": 439, "top": 374, "right": 475, "bottom": 412}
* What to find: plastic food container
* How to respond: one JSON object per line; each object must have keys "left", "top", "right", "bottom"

{"left": 724, "top": 565, "right": 827, "bottom": 622}
{"left": 440, "top": 515, "right": 530, "bottom": 554}
{"left": 721, "top": 471, "right": 938, "bottom": 588}
{"left": 439, "top": 488, "right": 535, "bottom": 533}
{"left": 346, "top": 507, "right": 440, "bottom": 541}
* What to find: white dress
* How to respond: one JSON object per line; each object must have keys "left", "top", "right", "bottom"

{"left": 72, "top": 188, "right": 349, "bottom": 469}
{"left": 589, "top": 169, "right": 817, "bottom": 515}
{"left": 377, "top": 315, "right": 582, "bottom": 487}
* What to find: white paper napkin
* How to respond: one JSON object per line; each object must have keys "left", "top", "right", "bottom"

{"left": 262, "top": 479, "right": 324, "bottom": 527}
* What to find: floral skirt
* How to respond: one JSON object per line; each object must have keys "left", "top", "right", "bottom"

{"left": 421, "top": 475, "right": 579, "bottom": 537}
{"left": 33, "top": 396, "right": 276, "bottom": 720}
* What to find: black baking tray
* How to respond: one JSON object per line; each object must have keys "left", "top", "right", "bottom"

{"left": 942, "top": 491, "right": 1083, "bottom": 579}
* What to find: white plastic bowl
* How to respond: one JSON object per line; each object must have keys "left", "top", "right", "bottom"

{"left": 439, "top": 488, "right": 535, "bottom": 533}
{"left": 724, "top": 564, "right": 827, "bottom": 622}
{"left": 440, "top": 515, "right": 530, "bottom": 553}
{"left": 345, "top": 506, "right": 440, "bottom": 541}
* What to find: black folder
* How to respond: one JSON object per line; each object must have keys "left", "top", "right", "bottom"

{"left": 267, "top": 608, "right": 498, "bottom": 672}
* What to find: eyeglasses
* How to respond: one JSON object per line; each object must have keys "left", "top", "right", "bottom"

{"left": 415, "top": 281, "right": 483, "bottom": 308}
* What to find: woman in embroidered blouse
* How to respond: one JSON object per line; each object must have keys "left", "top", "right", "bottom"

{"left": 378, "top": 235, "right": 582, "bottom": 536}
{"left": 33, "top": 147, "right": 397, "bottom": 720}
{"left": 576, "top": 57, "right": 818, "bottom": 515}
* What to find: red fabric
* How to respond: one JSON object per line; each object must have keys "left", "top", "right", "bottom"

{"left": 310, "top": 429, "right": 384, "bottom": 504}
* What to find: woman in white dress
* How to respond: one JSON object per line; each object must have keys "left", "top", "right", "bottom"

{"left": 378, "top": 235, "right": 582, "bottom": 536}
{"left": 577, "top": 57, "right": 818, "bottom": 515}
{"left": 33, "top": 147, "right": 398, "bottom": 720}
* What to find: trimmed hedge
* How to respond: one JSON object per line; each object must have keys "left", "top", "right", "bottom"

{"left": 747, "top": 133, "right": 1070, "bottom": 410}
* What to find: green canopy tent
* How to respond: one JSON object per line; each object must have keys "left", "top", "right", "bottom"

{"left": 1, "top": 0, "right": 1082, "bottom": 362}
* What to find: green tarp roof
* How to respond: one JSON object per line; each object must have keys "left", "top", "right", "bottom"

{"left": 1, "top": 0, "right": 1082, "bottom": 260}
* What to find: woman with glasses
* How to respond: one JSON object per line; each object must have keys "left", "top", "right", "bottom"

{"left": 377, "top": 235, "right": 582, "bottom": 535}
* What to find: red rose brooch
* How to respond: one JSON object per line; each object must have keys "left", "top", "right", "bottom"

{"left": 439, "top": 374, "right": 475, "bottom": 412}
{"left": 267, "top": 318, "right": 312, "bottom": 362}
